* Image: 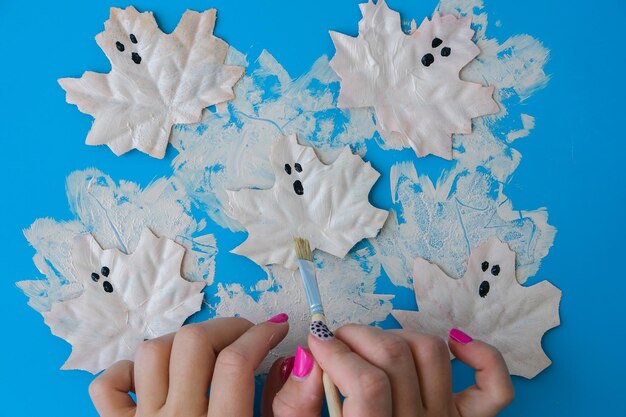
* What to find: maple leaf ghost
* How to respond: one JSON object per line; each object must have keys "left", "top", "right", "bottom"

{"left": 59, "top": 7, "right": 244, "bottom": 158}
{"left": 226, "top": 134, "right": 388, "bottom": 270}
{"left": 329, "top": 0, "right": 499, "bottom": 159}
{"left": 392, "top": 237, "right": 561, "bottom": 379}
{"left": 43, "top": 229, "right": 205, "bottom": 374}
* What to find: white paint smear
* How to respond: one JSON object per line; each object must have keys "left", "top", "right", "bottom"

{"left": 19, "top": 169, "right": 217, "bottom": 312}
{"left": 21, "top": 0, "right": 555, "bottom": 373}
{"left": 507, "top": 114, "right": 536, "bottom": 142}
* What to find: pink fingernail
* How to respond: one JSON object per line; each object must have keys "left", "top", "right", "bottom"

{"left": 267, "top": 313, "right": 289, "bottom": 323}
{"left": 293, "top": 346, "right": 314, "bottom": 379}
{"left": 449, "top": 328, "right": 473, "bottom": 345}
{"left": 280, "top": 356, "right": 295, "bottom": 383}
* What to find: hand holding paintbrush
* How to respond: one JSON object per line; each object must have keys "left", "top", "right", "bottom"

{"left": 294, "top": 237, "right": 343, "bottom": 417}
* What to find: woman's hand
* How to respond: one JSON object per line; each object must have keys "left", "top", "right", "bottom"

{"left": 89, "top": 314, "right": 312, "bottom": 417}
{"left": 307, "top": 323, "right": 515, "bottom": 417}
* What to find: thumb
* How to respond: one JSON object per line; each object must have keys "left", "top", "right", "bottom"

{"left": 269, "top": 346, "right": 324, "bottom": 417}
{"left": 448, "top": 328, "right": 515, "bottom": 417}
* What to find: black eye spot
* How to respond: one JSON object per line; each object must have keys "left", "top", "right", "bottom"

{"left": 131, "top": 52, "right": 142, "bottom": 64}
{"left": 129, "top": 34, "right": 138, "bottom": 44}
{"left": 103, "top": 281, "right": 114, "bottom": 293}
{"left": 91, "top": 273, "right": 100, "bottom": 282}
{"left": 293, "top": 180, "right": 304, "bottom": 196}
{"left": 479, "top": 280, "right": 490, "bottom": 298}
{"left": 432, "top": 37, "right": 443, "bottom": 48}
{"left": 294, "top": 163, "right": 302, "bottom": 173}
{"left": 421, "top": 53, "right": 435, "bottom": 67}
{"left": 115, "top": 41, "right": 125, "bottom": 52}
{"left": 284, "top": 164, "right": 292, "bottom": 175}
{"left": 491, "top": 264, "right": 500, "bottom": 276}
{"left": 481, "top": 261, "right": 489, "bottom": 272}
{"left": 441, "top": 47, "right": 451, "bottom": 57}
{"left": 101, "top": 266, "right": 110, "bottom": 277}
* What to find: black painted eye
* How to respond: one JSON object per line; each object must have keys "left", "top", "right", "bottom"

{"left": 421, "top": 53, "right": 435, "bottom": 67}
{"left": 131, "top": 52, "right": 142, "bottom": 64}
{"left": 294, "top": 163, "right": 303, "bottom": 173}
{"left": 479, "top": 280, "right": 490, "bottom": 298}
{"left": 491, "top": 264, "right": 500, "bottom": 276}
{"left": 103, "top": 281, "right": 114, "bottom": 293}
{"left": 481, "top": 261, "right": 489, "bottom": 272}
{"left": 432, "top": 37, "right": 443, "bottom": 48}
{"left": 284, "top": 164, "right": 292, "bottom": 175}
{"left": 130, "top": 33, "right": 138, "bottom": 44}
{"left": 293, "top": 180, "right": 304, "bottom": 196}
{"left": 115, "top": 41, "right": 125, "bottom": 52}
{"left": 441, "top": 47, "right": 451, "bottom": 57}
{"left": 91, "top": 272, "right": 100, "bottom": 282}
{"left": 101, "top": 266, "right": 110, "bottom": 277}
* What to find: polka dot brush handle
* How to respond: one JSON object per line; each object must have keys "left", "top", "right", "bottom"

{"left": 311, "top": 313, "right": 343, "bottom": 417}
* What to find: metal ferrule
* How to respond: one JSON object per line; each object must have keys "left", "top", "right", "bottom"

{"left": 297, "top": 259, "right": 325, "bottom": 316}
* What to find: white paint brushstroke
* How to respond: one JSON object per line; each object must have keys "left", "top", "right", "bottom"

{"left": 507, "top": 114, "right": 535, "bottom": 142}
{"left": 365, "top": 0, "right": 555, "bottom": 288}
{"left": 19, "top": 169, "right": 217, "bottom": 312}
{"left": 170, "top": 50, "right": 377, "bottom": 231}
{"left": 213, "top": 248, "right": 393, "bottom": 372}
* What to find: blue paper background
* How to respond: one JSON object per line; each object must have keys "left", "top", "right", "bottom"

{"left": 0, "top": 0, "right": 624, "bottom": 416}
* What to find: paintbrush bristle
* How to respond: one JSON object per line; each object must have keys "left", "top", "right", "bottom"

{"left": 293, "top": 237, "right": 313, "bottom": 261}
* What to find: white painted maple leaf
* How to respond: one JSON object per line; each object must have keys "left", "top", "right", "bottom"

{"left": 329, "top": 0, "right": 499, "bottom": 159}
{"left": 226, "top": 134, "right": 388, "bottom": 269}
{"left": 43, "top": 229, "right": 205, "bottom": 374}
{"left": 59, "top": 6, "right": 244, "bottom": 158}
{"left": 392, "top": 237, "right": 561, "bottom": 379}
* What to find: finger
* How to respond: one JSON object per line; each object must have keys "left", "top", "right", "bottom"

{"left": 308, "top": 321, "right": 392, "bottom": 417}
{"left": 337, "top": 325, "right": 423, "bottom": 417}
{"left": 134, "top": 332, "right": 175, "bottom": 413}
{"left": 207, "top": 314, "right": 290, "bottom": 417}
{"left": 167, "top": 317, "right": 255, "bottom": 409}
{"left": 89, "top": 360, "right": 136, "bottom": 417}
{"left": 261, "top": 356, "right": 292, "bottom": 417}
{"left": 448, "top": 329, "right": 515, "bottom": 417}
{"left": 272, "top": 347, "right": 324, "bottom": 417}
{"left": 390, "top": 329, "right": 453, "bottom": 415}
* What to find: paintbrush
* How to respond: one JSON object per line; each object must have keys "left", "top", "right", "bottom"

{"left": 294, "top": 237, "right": 343, "bottom": 417}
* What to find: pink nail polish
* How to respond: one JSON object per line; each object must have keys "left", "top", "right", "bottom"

{"left": 293, "top": 346, "right": 314, "bottom": 379}
{"left": 267, "top": 313, "right": 289, "bottom": 323}
{"left": 449, "top": 328, "right": 473, "bottom": 345}
{"left": 281, "top": 356, "right": 295, "bottom": 383}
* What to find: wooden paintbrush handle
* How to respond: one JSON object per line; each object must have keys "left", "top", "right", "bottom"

{"left": 311, "top": 313, "right": 343, "bottom": 417}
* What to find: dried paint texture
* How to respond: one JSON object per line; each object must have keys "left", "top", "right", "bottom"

{"left": 367, "top": 0, "right": 554, "bottom": 288}
{"left": 214, "top": 248, "right": 393, "bottom": 372}
{"left": 43, "top": 229, "right": 205, "bottom": 373}
{"left": 171, "top": 50, "right": 377, "bottom": 231}
{"left": 18, "top": 169, "right": 216, "bottom": 313}
{"left": 370, "top": 162, "right": 555, "bottom": 287}
{"left": 393, "top": 237, "right": 561, "bottom": 378}
{"left": 329, "top": 0, "right": 499, "bottom": 159}
{"left": 227, "top": 134, "right": 388, "bottom": 269}
{"left": 59, "top": 6, "right": 243, "bottom": 158}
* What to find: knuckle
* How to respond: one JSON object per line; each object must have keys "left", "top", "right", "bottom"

{"left": 216, "top": 346, "right": 252, "bottom": 372}
{"left": 492, "top": 383, "right": 515, "bottom": 408}
{"left": 418, "top": 335, "right": 449, "bottom": 361}
{"left": 375, "top": 334, "right": 412, "bottom": 365}
{"left": 88, "top": 376, "right": 108, "bottom": 400}
{"left": 356, "top": 368, "right": 390, "bottom": 397}
{"left": 135, "top": 337, "right": 169, "bottom": 360}
{"left": 272, "top": 392, "right": 300, "bottom": 417}
{"left": 175, "top": 323, "right": 209, "bottom": 346}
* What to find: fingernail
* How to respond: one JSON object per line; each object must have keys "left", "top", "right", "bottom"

{"left": 293, "top": 346, "right": 314, "bottom": 379}
{"left": 280, "top": 356, "right": 295, "bottom": 383}
{"left": 449, "top": 328, "right": 473, "bottom": 345}
{"left": 309, "top": 320, "right": 334, "bottom": 341}
{"left": 267, "top": 313, "right": 289, "bottom": 323}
